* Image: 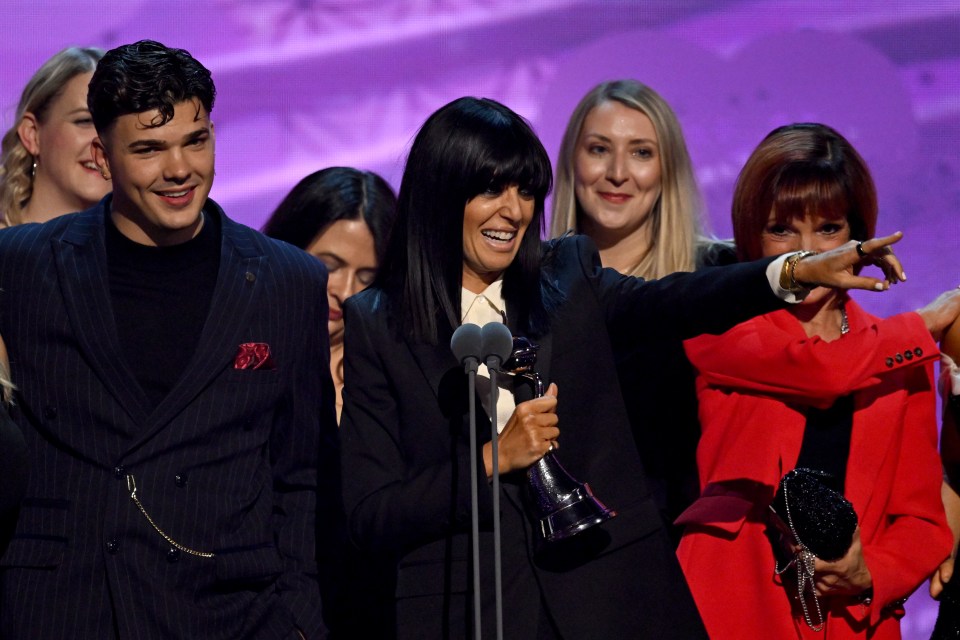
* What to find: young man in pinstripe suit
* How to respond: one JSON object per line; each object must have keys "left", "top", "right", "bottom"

{"left": 0, "top": 40, "right": 339, "bottom": 639}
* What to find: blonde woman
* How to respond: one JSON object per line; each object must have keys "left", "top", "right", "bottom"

{"left": 0, "top": 47, "right": 107, "bottom": 226}
{"left": 551, "top": 79, "right": 730, "bottom": 276}
{"left": 551, "top": 79, "right": 732, "bottom": 541}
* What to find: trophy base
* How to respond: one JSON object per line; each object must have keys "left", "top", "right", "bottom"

{"left": 539, "top": 485, "right": 617, "bottom": 542}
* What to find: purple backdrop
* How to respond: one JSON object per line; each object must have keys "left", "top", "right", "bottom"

{"left": 1, "top": 1, "right": 958, "bottom": 635}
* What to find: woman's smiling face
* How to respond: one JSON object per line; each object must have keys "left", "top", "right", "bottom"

{"left": 461, "top": 184, "right": 535, "bottom": 294}
{"left": 573, "top": 100, "right": 662, "bottom": 240}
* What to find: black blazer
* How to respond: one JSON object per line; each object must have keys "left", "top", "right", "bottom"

{"left": 0, "top": 197, "right": 339, "bottom": 639}
{"left": 620, "top": 239, "right": 739, "bottom": 546}
{"left": 340, "top": 235, "right": 780, "bottom": 639}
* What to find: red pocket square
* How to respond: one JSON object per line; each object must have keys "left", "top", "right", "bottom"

{"left": 234, "top": 343, "right": 276, "bottom": 370}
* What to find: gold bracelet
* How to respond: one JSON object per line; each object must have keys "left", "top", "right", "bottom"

{"left": 780, "top": 251, "right": 818, "bottom": 292}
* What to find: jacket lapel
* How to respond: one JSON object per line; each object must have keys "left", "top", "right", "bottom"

{"left": 407, "top": 325, "right": 458, "bottom": 407}
{"left": 127, "top": 212, "right": 265, "bottom": 453}
{"left": 838, "top": 303, "right": 898, "bottom": 511}
{"left": 406, "top": 323, "right": 496, "bottom": 446}
{"left": 53, "top": 207, "right": 151, "bottom": 427}
{"left": 402, "top": 306, "right": 555, "bottom": 473}
{"left": 843, "top": 389, "right": 895, "bottom": 511}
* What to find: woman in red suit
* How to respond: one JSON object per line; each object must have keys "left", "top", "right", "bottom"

{"left": 677, "top": 123, "right": 960, "bottom": 639}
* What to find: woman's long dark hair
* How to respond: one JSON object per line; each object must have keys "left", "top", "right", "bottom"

{"left": 379, "top": 97, "right": 553, "bottom": 343}
{"left": 262, "top": 166, "right": 397, "bottom": 264}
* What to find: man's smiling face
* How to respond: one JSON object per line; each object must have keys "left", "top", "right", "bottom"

{"left": 93, "top": 97, "right": 214, "bottom": 246}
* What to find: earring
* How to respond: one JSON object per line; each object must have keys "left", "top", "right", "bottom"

{"left": 30, "top": 157, "right": 37, "bottom": 179}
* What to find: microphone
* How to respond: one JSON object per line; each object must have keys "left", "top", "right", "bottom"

{"left": 480, "top": 322, "right": 513, "bottom": 368}
{"left": 479, "top": 321, "right": 512, "bottom": 640}
{"left": 451, "top": 323, "right": 482, "bottom": 374}
{"left": 450, "top": 321, "right": 484, "bottom": 639}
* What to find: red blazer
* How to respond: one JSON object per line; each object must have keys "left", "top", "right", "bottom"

{"left": 677, "top": 302, "right": 950, "bottom": 639}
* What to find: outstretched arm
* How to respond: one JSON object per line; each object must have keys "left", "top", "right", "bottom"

{"left": 792, "top": 232, "right": 906, "bottom": 293}
{"left": 685, "top": 287, "right": 960, "bottom": 406}
{"left": 685, "top": 311, "right": 937, "bottom": 406}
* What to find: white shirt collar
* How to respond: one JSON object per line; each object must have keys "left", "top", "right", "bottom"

{"left": 461, "top": 277, "right": 505, "bottom": 324}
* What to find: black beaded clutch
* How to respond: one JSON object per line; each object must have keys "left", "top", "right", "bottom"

{"left": 770, "top": 468, "right": 857, "bottom": 562}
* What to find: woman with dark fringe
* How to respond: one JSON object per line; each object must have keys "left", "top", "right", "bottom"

{"left": 339, "top": 98, "right": 908, "bottom": 639}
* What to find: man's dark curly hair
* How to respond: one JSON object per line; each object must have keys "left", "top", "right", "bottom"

{"left": 88, "top": 40, "right": 216, "bottom": 133}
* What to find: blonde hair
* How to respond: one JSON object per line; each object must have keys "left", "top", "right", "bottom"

{"left": 0, "top": 47, "right": 103, "bottom": 226}
{"left": 551, "top": 80, "right": 706, "bottom": 278}
{"left": 0, "top": 363, "right": 12, "bottom": 404}
{"left": 0, "top": 334, "right": 13, "bottom": 404}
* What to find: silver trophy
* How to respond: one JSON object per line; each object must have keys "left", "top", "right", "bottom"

{"left": 498, "top": 337, "right": 616, "bottom": 542}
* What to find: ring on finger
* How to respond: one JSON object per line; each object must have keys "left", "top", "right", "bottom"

{"left": 855, "top": 242, "right": 868, "bottom": 258}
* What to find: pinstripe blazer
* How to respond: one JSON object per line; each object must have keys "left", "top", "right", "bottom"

{"left": 0, "top": 196, "right": 338, "bottom": 639}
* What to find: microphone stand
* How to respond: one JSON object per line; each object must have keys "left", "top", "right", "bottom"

{"left": 450, "top": 324, "right": 483, "bottom": 640}
{"left": 454, "top": 321, "right": 511, "bottom": 640}
{"left": 480, "top": 322, "right": 512, "bottom": 640}
{"left": 486, "top": 361, "right": 503, "bottom": 640}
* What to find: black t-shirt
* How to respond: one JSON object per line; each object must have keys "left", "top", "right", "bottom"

{"left": 105, "top": 211, "right": 221, "bottom": 410}
{"left": 794, "top": 394, "right": 854, "bottom": 492}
